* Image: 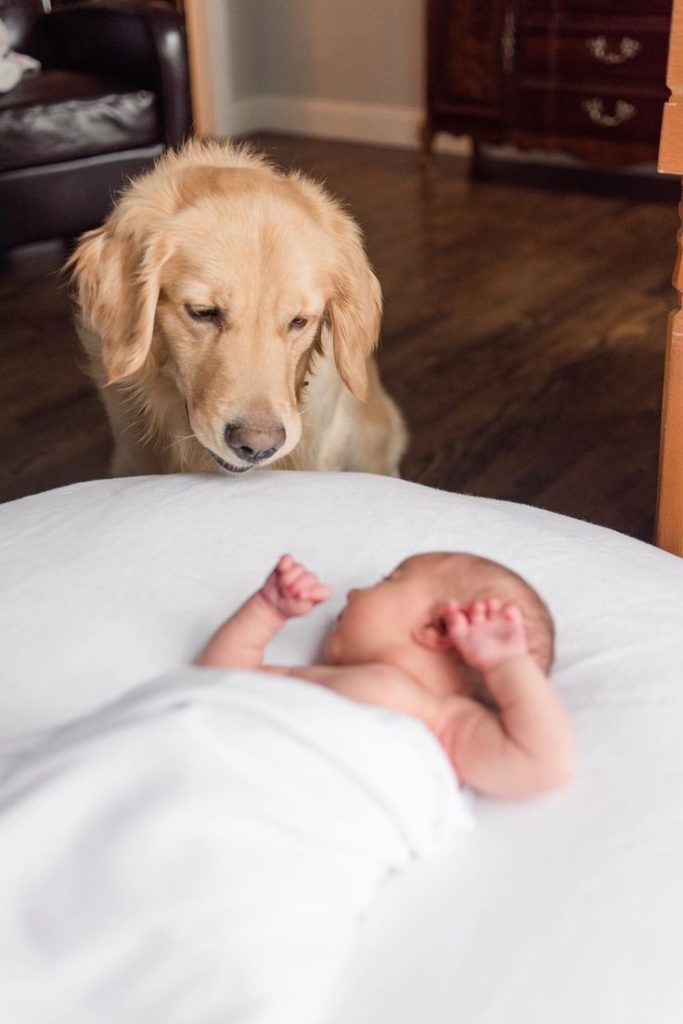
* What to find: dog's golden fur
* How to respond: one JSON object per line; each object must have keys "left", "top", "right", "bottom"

{"left": 68, "top": 139, "right": 406, "bottom": 477}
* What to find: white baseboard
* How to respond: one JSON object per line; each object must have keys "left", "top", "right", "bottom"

{"left": 215, "top": 94, "right": 470, "bottom": 154}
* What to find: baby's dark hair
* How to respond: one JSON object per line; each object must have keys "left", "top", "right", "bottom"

{"left": 427, "top": 552, "right": 556, "bottom": 673}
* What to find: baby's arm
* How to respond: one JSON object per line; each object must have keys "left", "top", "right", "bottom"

{"left": 196, "top": 556, "right": 330, "bottom": 670}
{"left": 436, "top": 600, "right": 576, "bottom": 798}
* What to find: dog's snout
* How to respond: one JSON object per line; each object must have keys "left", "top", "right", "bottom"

{"left": 225, "top": 420, "right": 286, "bottom": 464}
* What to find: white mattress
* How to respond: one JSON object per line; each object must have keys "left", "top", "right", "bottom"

{"left": 1, "top": 471, "right": 683, "bottom": 1022}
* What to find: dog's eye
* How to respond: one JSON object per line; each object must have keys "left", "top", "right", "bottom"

{"left": 186, "top": 304, "right": 222, "bottom": 323}
{"left": 288, "top": 316, "right": 309, "bottom": 331}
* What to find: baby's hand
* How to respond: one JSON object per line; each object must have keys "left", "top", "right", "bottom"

{"left": 444, "top": 598, "right": 528, "bottom": 673}
{"left": 261, "top": 554, "right": 331, "bottom": 618}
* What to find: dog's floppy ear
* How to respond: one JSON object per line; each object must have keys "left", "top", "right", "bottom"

{"left": 68, "top": 221, "right": 169, "bottom": 384}
{"left": 324, "top": 216, "right": 382, "bottom": 402}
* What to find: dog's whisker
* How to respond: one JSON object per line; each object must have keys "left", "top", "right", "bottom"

{"left": 161, "top": 432, "right": 197, "bottom": 456}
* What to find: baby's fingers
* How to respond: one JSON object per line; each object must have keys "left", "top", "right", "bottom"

{"left": 444, "top": 601, "right": 470, "bottom": 640}
{"left": 289, "top": 572, "right": 331, "bottom": 605}
{"left": 301, "top": 583, "right": 331, "bottom": 604}
{"left": 503, "top": 602, "right": 521, "bottom": 618}
{"left": 286, "top": 569, "right": 319, "bottom": 594}
{"left": 276, "top": 554, "right": 294, "bottom": 573}
{"left": 502, "top": 603, "right": 524, "bottom": 627}
{"left": 279, "top": 562, "right": 311, "bottom": 589}
{"left": 469, "top": 600, "right": 486, "bottom": 625}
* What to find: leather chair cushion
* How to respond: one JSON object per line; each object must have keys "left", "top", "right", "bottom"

{"left": 0, "top": 70, "right": 159, "bottom": 172}
{"left": 0, "top": 0, "right": 45, "bottom": 52}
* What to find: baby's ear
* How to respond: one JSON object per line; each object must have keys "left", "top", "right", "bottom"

{"left": 413, "top": 615, "right": 451, "bottom": 651}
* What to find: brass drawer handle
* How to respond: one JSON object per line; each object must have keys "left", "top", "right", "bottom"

{"left": 586, "top": 35, "right": 642, "bottom": 65}
{"left": 581, "top": 98, "right": 636, "bottom": 127}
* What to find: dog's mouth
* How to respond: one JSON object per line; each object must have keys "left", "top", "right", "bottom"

{"left": 207, "top": 450, "right": 251, "bottom": 474}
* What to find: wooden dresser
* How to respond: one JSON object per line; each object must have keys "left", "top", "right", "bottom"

{"left": 426, "top": 0, "right": 673, "bottom": 166}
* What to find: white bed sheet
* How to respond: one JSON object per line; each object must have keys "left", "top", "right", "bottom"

{"left": 1, "top": 471, "right": 683, "bottom": 1023}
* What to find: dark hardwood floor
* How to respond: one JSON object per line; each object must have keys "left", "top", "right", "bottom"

{"left": 0, "top": 134, "right": 677, "bottom": 542}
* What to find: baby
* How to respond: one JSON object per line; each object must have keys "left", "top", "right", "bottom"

{"left": 198, "top": 551, "right": 576, "bottom": 798}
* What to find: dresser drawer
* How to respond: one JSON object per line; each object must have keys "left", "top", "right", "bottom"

{"left": 522, "top": 26, "right": 669, "bottom": 85}
{"left": 523, "top": 1, "right": 671, "bottom": 15}
{"left": 518, "top": 85, "right": 665, "bottom": 145}
{"left": 425, "top": 0, "right": 671, "bottom": 167}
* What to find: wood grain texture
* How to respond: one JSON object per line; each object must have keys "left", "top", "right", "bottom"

{"left": 427, "top": 0, "right": 672, "bottom": 167}
{"left": 0, "top": 134, "right": 676, "bottom": 545}
{"left": 656, "top": 0, "right": 683, "bottom": 555}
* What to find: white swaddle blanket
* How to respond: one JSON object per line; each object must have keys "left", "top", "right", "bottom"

{"left": 0, "top": 669, "right": 473, "bottom": 1024}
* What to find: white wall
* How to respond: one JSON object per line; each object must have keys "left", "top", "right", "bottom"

{"left": 235, "top": 0, "right": 422, "bottom": 107}
{"left": 186, "top": 0, "right": 453, "bottom": 149}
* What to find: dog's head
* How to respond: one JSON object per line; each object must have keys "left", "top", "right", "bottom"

{"left": 68, "top": 141, "right": 382, "bottom": 473}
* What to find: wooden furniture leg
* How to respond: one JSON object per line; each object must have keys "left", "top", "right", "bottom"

{"left": 656, "top": 0, "right": 683, "bottom": 556}
{"left": 656, "top": 225, "right": 683, "bottom": 555}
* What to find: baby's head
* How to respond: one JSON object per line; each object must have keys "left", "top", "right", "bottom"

{"left": 324, "top": 551, "right": 554, "bottom": 676}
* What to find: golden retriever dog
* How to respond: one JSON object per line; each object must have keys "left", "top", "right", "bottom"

{"left": 68, "top": 139, "right": 406, "bottom": 478}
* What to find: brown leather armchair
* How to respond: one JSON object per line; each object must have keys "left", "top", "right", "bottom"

{"left": 0, "top": 0, "right": 192, "bottom": 249}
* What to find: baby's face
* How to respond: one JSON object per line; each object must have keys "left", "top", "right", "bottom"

{"left": 324, "top": 555, "right": 442, "bottom": 665}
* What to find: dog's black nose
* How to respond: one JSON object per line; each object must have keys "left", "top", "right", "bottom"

{"left": 225, "top": 420, "right": 286, "bottom": 464}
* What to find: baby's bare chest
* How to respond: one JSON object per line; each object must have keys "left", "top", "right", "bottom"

{"left": 291, "top": 662, "right": 390, "bottom": 687}
{"left": 265, "top": 663, "right": 453, "bottom": 735}
{"left": 269, "top": 662, "right": 405, "bottom": 704}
